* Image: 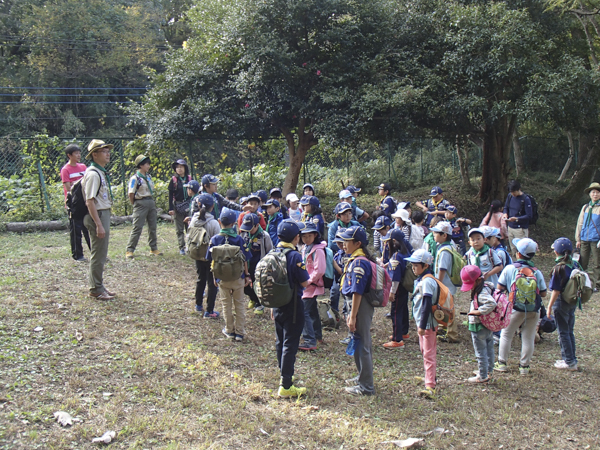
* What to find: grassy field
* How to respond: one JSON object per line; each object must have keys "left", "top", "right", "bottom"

{"left": 1, "top": 220, "right": 600, "bottom": 450}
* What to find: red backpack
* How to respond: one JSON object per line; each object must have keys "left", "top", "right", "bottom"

{"left": 354, "top": 257, "right": 392, "bottom": 307}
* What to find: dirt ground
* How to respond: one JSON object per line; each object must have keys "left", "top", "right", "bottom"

{"left": 1, "top": 222, "right": 599, "bottom": 449}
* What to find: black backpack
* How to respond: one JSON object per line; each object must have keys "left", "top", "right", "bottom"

{"left": 66, "top": 169, "right": 100, "bottom": 220}
{"left": 510, "top": 193, "right": 539, "bottom": 226}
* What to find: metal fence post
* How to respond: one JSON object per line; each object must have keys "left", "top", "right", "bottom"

{"left": 36, "top": 161, "right": 51, "bottom": 212}
{"left": 118, "top": 140, "right": 128, "bottom": 215}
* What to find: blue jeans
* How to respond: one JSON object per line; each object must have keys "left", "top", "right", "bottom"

{"left": 553, "top": 298, "right": 577, "bottom": 366}
{"left": 330, "top": 280, "right": 340, "bottom": 312}
{"left": 471, "top": 327, "right": 494, "bottom": 379}
{"left": 302, "top": 296, "right": 322, "bottom": 347}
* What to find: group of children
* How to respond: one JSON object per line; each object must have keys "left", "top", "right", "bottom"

{"left": 163, "top": 160, "right": 586, "bottom": 399}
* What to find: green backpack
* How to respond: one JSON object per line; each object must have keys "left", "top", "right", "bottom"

{"left": 254, "top": 248, "right": 295, "bottom": 308}
{"left": 402, "top": 261, "right": 418, "bottom": 293}
{"left": 562, "top": 268, "right": 593, "bottom": 307}
{"left": 187, "top": 225, "right": 210, "bottom": 261}
{"left": 438, "top": 246, "right": 466, "bottom": 287}
{"left": 210, "top": 237, "right": 246, "bottom": 282}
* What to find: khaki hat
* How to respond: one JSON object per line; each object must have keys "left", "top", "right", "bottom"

{"left": 86, "top": 139, "right": 114, "bottom": 158}
{"left": 584, "top": 182, "right": 600, "bottom": 194}
{"left": 134, "top": 154, "right": 150, "bottom": 167}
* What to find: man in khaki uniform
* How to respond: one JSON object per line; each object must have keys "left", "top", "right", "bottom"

{"left": 125, "top": 155, "right": 162, "bottom": 259}
{"left": 82, "top": 140, "right": 115, "bottom": 300}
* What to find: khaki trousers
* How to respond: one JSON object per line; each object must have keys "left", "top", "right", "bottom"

{"left": 219, "top": 278, "right": 246, "bottom": 336}
{"left": 84, "top": 209, "right": 111, "bottom": 294}
{"left": 126, "top": 197, "right": 158, "bottom": 252}
{"left": 506, "top": 227, "right": 528, "bottom": 255}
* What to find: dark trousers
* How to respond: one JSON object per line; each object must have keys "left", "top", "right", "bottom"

{"left": 274, "top": 298, "right": 305, "bottom": 389}
{"left": 329, "top": 279, "right": 340, "bottom": 312}
{"left": 391, "top": 288, "right": 409, "bottom": 341}
{"left": 302, "top": 295, "right": 322, "bottom": 346}
{"left": 195, "top": 260, "right": 218, "bottom": 312}
{"left": 69, "top": 215, "right": 90, "bottom": 260}
{"left": 244, "top": 259, "right": 260, "bottom": 306}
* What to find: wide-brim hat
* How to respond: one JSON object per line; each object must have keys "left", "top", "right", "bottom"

{"left": 86, "top": 139, "right": 113, "bottom": 158}
{"left": 584, "top": 182, "right": 600, "bottom": 194}
{"left": 172, "top": 159, "right": 188, "bottom": 171}
{"left": 135, "top": 154, "right": 150, "bottom": 168}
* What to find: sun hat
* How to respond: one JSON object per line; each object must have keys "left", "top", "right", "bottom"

{"left": 86, "top": 139, "right": 113, "bottom": 158}
{"left": 391, "top": 208, "right": 411, "bottom": 223}
{"left": 405, "top": 249, "right": 433, "bottom": 265}
{"left": 134, "top": 155, "right": 150, "bottom": 168}
{"left": 584, "top": 182, "right": 600, "bottom": 194}
{"left": 460, "top": 265, "right": 483, "bottom": 292}
{"left": 171, "top": 159, "right": 188, "bottom": 171}
{"left": 430, "top": 221, "right": 453, "bottom": 235}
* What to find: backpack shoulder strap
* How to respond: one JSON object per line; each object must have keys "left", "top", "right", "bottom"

{"left": 87, "top": 168, "right": 102, "bottom": 197}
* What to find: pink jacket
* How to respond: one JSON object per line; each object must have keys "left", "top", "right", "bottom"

{"left": 302, "top": 241, "right": 327, "bottom": 298}
{"left": 480, "top": 211, "right": 507, "bottom": 239}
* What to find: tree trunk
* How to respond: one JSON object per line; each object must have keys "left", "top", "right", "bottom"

{"left": 280, "top": 119, "right": 318, "bottom": 196}
{"left": 456, "top": 135, "right": 471, "bottom": 187}
{"left": 557, "top": 131, "right": 575, "bottom": 182}
{"left": 554, "top": 134, "right": 599, "bottom": 207}
{"left": 478, "top": 115, "right": 517, "bottom": 203}
{"left": 512, "top": 130, "right": 525, "bottom": 177}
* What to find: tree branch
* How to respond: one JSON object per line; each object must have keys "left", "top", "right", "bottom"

{"left": 280, "top": 126, "right": 296, "bottom": 157}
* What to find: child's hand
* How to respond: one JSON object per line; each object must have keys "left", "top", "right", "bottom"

{"left": 244, "top": 277, "right": 251, "bottom": 287}
{"left": 184, "top": 217, "right": 190, "bottom": 224}
{"left": 417, "top": 327, "right": 426, "bottom": 336}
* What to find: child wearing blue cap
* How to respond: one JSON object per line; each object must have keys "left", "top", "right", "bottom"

{"left": 383, "top": 229, "right": 413, "bottom": 349}
{"left": 445, "top": 205, "right": 471, "bottom": 255}
{"left": 240, "top": 213, "right": 273, "bottom": 315}
{"left": 495, "top": 238, "right": 547, "bottom": 375}
{"left": 340, "top": 226, "right": 375, "bottom": 396}
{"left": 300, "top": 196, "right": 325, "bottom": 238}
{"left": 416, "top": 186, "right": 450, "bottom": 227}
{"left": 330, "top": 230, "right": 348, "bottom": 313}
{"left": 405, "top": 249, "right": 438, "bottom": 398}
{"left": 373, "top": 215, "right": 392, "bottom": 258}
{"left": 377, "top": 183, "right": 397, "bottom": 218}
{"left": 237, "top": 193, "right": 267, "bottom": 230}
{"left": 327, "top": 203, "right": 362, "bottom": 253}
{"left": 207, "top": 210, "right": 252, "bottom": 341}
{"left": 265, "top": 199, "right": 284, "bottom": 247}
{"left": 546, "top": 238, "right": 583, "bottom": 371}
{"left": 190, "top": 193, "right": 221, "bottom": 316}
{"left": 272, "top": 219, "right": 310, "bottom": 398}
{"left": 200, "top": 174, "right": 243, "bottom": 219}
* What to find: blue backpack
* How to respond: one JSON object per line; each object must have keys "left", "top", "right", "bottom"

{"left": 324, "top": 247, "right": 335, "bottom": 288}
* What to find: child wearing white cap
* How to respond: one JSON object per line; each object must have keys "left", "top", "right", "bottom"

{"left": 286, "top": 193, "right": 302, "bottom": 222}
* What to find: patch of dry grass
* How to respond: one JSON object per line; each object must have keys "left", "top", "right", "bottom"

{"left": 1, "top": 223, "right": 600, "bottom": 449}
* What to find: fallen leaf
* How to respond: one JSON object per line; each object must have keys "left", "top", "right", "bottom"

{"left": 381, "top": 438, "right": 425, "bottom": 448}
{"left": 54, "top": 411, "right": 73, "bottom": 427}
{"left": 92, "top": 430, "right": 116, "bottom": 444}
{"left": 34, "top": 327, "right": 43, "bottom": 332}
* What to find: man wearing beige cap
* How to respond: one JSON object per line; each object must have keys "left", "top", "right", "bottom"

{"left": 82, "top": 140, "right": 115, "bottom": 300}
{"left": 125, "top": 154, "right": 161, "bottom": 259}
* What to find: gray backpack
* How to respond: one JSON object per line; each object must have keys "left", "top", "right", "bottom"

{"left": 254, "top": 248, "right": 294, "bottom": 308}
{"left": 210, "top": 237, "right": 246, "bottom": 282}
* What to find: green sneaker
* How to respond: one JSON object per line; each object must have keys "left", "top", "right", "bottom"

{"left": 278, "top": 385, "right": 307, "bottom": 398}
{"left": 254, "top": 305, "right": 265, "bottom": 315}
{"left": 519, "top": 366, "right": 530, "bottom": 376}
{"left": 419, "top": 386, "right": 435, "bottom": 399}
{"left": 493, "top": 361, "right": 508, "bottom": 372}
{"left": 248, "top": 300, "right": 257, "bottom": 309}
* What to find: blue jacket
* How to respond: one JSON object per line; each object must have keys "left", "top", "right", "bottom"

{"left": 503, "top": 193, "right": 532, "bottom": 229}
{"left": 266, "top": 212, "right": 283, "bottom": 247}
{"left": 327, "top": 219, "right": 363, "bottom": 252}
{"left": 577, "top": 203, "right": 600, "bottom": 242}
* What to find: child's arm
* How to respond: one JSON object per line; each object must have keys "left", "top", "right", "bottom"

{"left": 307, "top": 249, "right": 327, "bottom": 285}
{"left": 418, "top": 295, "right": 433, "bottom": 334}
{"left": 347, "top": 292, "right": 363, "bottom": 332}
{"left": 334, "top": 260, "right": 343, "bottom": 276}
{"left": 483, "top": 265, "right": 502, "bottom": 280}
{"left": 546, "top": 289, "right": 560, "bottom": 317}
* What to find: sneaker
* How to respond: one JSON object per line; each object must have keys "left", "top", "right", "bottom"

{"left": 179, "top": 249, "right": 186, "bottom": 255}
{"left": 222, "top": 328, "right": 235, "bottom": 340}
{"left": 235, "top": 334, "right": 244, "bottom": 342}
{"left": 339, "top": 336, "right": 351, "bottom": 345}
{"left": 385, "top": 313, "right": 392, "bottom": 319}
{"left": 298, "top": 342, "right": 317, "bottom": 351}
{"left": 125, "top": 252, "right": 134, "bottom": 259}
{"left": 203, "top": 311, "right": 220, "bottom": 319}
{"left": 556, "top": 359, "right": 565, "bottom": 365}
{"left": 493, "top": 362, "right": 508, "bottom": 372}
{"left": 554, "top": 360, "right": 578, "bottom": 371}
{"left": 195, "top": 305, "right": 204, "bottom": 313}
{"left": 278, "top": 385, "right": 307, "bottom": 398}
{"left": 383, "top": 341, "right": 405, "bottom": 349}
{"left": 254, "top": 305, "right": 265, "bottom": 315}
{"left": 345, "top": 376, "right": 359, "bottom": 386}
{"left": 519, "top": 366, "right": 530, "bottom": 376}
{"left": 414, "top": 376, "right": 425, "bottom": 385}
{"left": 419, "top": 387, "right": 436, "bottom": 398}
{"left": 75, "top": 257, "right": 88, "bottom": 262}
{"left": 402, "top": 334, "right": 410, "bottom": 340}
{"left": 467, "top": 375, "right": 490, "bottom": 383}
{"left": 345, "top": 385, "right": 371, "bottom": 396}
{"left": 248, "top": 300, "right": 257, "bottom": 309}
{"left": 149, "top": 250, "right": 163, "bottom": 256}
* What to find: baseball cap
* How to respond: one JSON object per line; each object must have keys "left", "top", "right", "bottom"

{"left": 278, "top": 219, "right": 300, "bottom": 242}
{"left": 265, "top": 199, "right": 280, "bottom": 208}
{"left": 339, "top": 226, "right": 368, "bottom": 246}
{"left": 201, "top": 174, "right": 219, "bottom": 185}
{"left": 246, "top": 192, "right": 261, "bottom": 203}
{"left": 256, "top": 190, "right": 268, "bottom": 203}
{"left": 377, "top": 182, "right": 391, "bottom": 191}
{"left": 270, "top": 187, "right": 282, "bottom": 197}
{"left": 339, "top": 189, "right": 352, "bottom": 200}
{"left": 347, "top": 185, "right": 361, "bottom": 194}
{"left": 303, "top": 183, "right": 315, "bottom": 192}
{"left": 398, "top": 201, "right": 411, "bottom": 210}
{"left": 430, "top": 221, "right": 453, "bottom": 235}
{"left": 468, "top": 227, "right": 485, "bottom": 238}
{"left": 405, "top": 249, "right": 433, "bottom": 265}
{"left": 300, "top": 195, "right": 320, "bottom": 208}
{"left": 240, "top": 213, "right": 260, "bottom": 231}
{"left": 372, "top": 216, "right": 392, "bottom": 230}
{"left": 240, "top": 196, "right": 249, "bottom": 205}
{"left": 552, "top": 237, "right": 573, "bottom": 255}
{"left": 429, "top": 186, "right": 443, "bottom": 196}
{"left": 484, "top": 227, "right": 501, "bottom": 239}
{"left": 196, "top": 193, "right": 214, "bottom": 208}
{"left": 300, "top": 221, "right": 321, "bottom": 240}
{"left": 446, "top": 205, "right": 457, "bottom": 214}
{"left": 299, "top": 195, "right": 309, "bottom": 205}
{"left": 336, "top": 202, "right": 352, "bottom": 214}
{"left": 183, "top": 180, "right": 200, "bottom": 193}
{"left": 219, "top": 210, "right": 237, "bottom": 226}
{"left": 286, "top": 193, "right": 299, "bottom": 203}
{"left": 460, "top": 265, "right": 483, "bottom": 292}
{"left": 513, "top": 238, "right": 538, "bottom": 259}
{"left": 383, "top": 228, "right": 406, "bottom": 243}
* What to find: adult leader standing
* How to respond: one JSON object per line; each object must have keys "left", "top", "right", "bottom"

{"left": 82, "top": 140, "right": 115, "bottom": 300}
{"left": 575, "top": 182, "right": 600, "bottom": 290}
{"left": 502, "top": 180, "right": 533, "bottom": 255}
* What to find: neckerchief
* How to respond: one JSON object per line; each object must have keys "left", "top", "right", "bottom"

{"left": 220, "top": 227, "right": 237, "bottom": 239}
{"left": 247, "top": 226, "right": 263, "bottom": 243}
{"left": 212, "top": 193, "right": 221, "bottom": 219}
{"left": 178, "top": 175, "right": 189, "bottom": 201}
{"left": 585, "top": 200, "right": 600, "bottom": 227}
{"left": 136, "top": 171, "right": 153, "bottom": 195}
{"left": 90, "top": 162, "right": 113, "bottom": 200}
{"left": 472, "top": 244, "right": 490, "bottom": 266}
{"left": 277, "top": 242, "right": 296, "bottom": 250}
{"left": 430, "top": 197, "right": 444, "bottom": 210}
{"left": 301, "top": 211, "right": 313, "bottom": 222}
{"left": 341, "top": 247, "right": 367, "bottom": 286}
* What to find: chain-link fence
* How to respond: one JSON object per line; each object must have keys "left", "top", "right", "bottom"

{"left": 0, "top": 134, "right": 572, "bottom": 222}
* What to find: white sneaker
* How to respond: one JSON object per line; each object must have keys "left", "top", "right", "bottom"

{"left": 554, "top": 360, "right": 578, "bottom": 371}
